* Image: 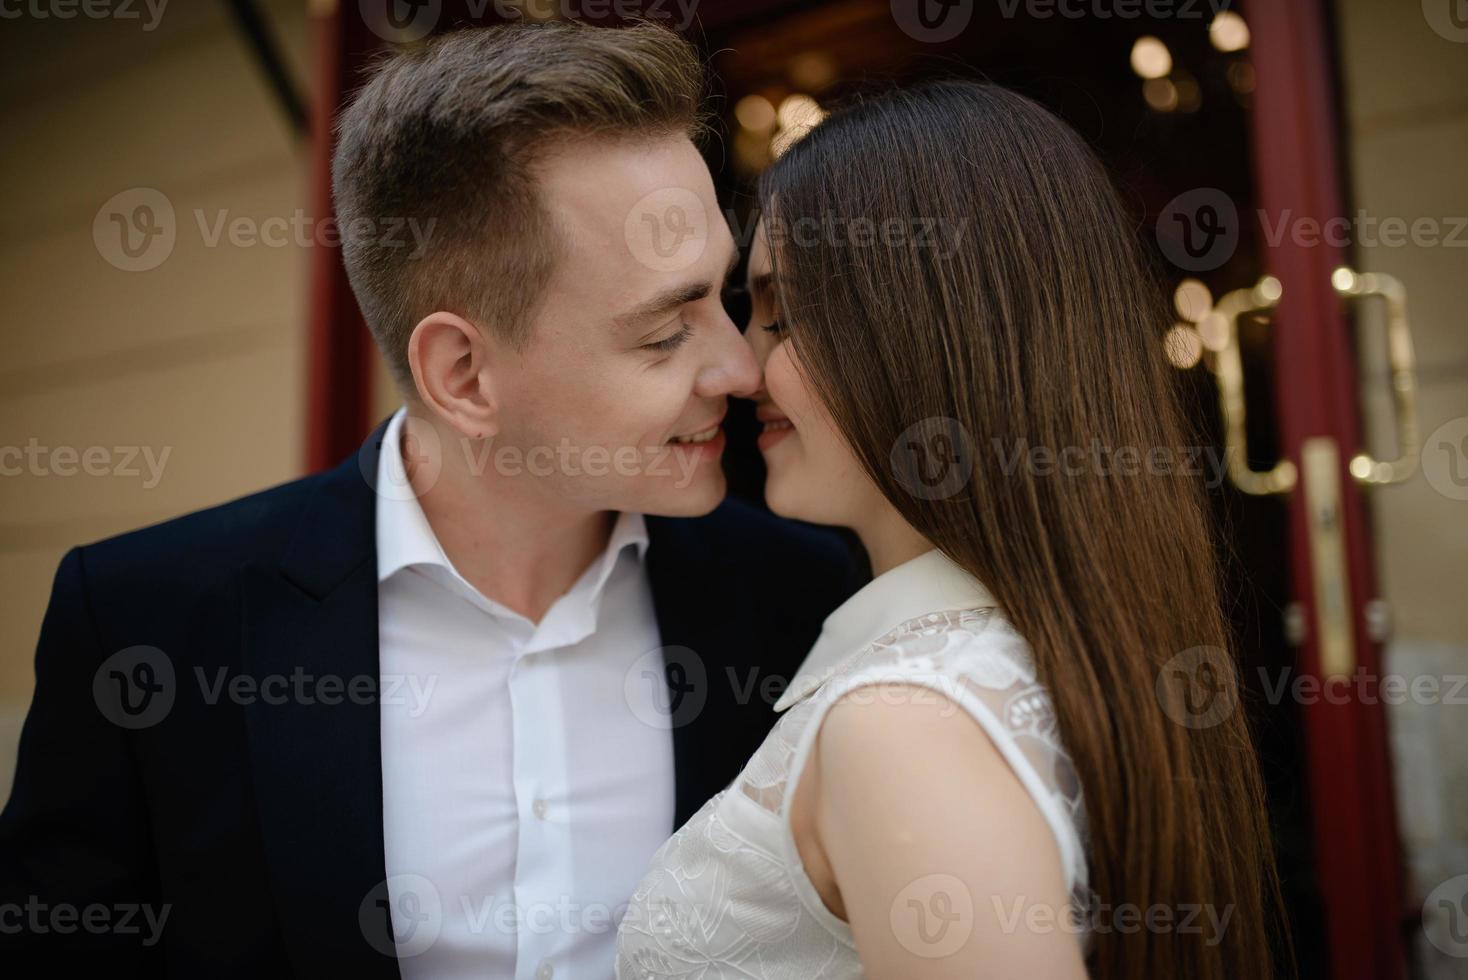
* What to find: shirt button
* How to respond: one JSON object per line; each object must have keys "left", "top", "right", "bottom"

{"left": 532, "top": 798, "right": 547, "bottom": 820}
{"left": 536, "top": 961, "right": 554, "bottom": 980}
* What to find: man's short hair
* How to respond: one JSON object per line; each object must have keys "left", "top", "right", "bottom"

{"left": 331, "top": 20, "right": 707, "bottom": 388}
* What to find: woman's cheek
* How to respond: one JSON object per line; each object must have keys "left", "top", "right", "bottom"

{"left": 745, "top": 321, "right": 776, "bottom": 369}
{"left": 764, "top": 342, "right": 808, "bottom": 425}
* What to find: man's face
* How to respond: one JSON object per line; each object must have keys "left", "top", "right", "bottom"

{"left": 482, "top": 135, "right": 758, "bottom": 517}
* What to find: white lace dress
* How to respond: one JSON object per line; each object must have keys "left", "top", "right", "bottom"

{"left": 614, "top": 548, "right": 1090, "bottom": 979}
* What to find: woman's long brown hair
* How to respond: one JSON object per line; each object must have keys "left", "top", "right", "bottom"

{"left": 758, "top": 79, "right": 1288, "bottom": 978}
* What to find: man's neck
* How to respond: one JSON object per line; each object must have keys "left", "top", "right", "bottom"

{"left": 403, "top": 415, "right": 617, "bottom": 625}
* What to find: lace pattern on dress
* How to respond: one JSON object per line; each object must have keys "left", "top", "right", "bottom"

{"left": 615, "top": 606, "right": 1091, "bottom": 980}
{"left": 759, "top": 608, "right": 1087, "bottom": 911}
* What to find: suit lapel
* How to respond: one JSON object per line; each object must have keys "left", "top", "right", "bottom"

{"left": 240, "top": 420, "right": 401, "bottom": 980}
{"left": 645, "top": 513, "right": 762, "bottom": 830}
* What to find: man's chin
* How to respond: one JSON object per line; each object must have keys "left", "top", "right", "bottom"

{"left": 633, "top": 472, "right": 728, "bottom": 518}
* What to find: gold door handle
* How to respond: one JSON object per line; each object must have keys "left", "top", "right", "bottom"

{"left": 1200, "top": 267, "right": 1420, "bottom": 677}
{"left": 1331, "top": 267, "right": 1421, "bottom": 486}
{"left": 1206, "top": 268, "right": 1421, "bottom": 495}
{"left": 1208, "top": 275, "right": 1298, "bottom": 496}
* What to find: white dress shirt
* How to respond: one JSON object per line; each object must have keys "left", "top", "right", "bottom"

{"left": 374, "top": 407, "right": 675, "bottom": 980}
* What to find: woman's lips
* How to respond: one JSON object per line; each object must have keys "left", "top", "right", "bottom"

{"left": 757, "top": 415, "right": 794, "bottom": 451}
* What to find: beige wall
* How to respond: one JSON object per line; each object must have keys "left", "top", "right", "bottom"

{"left": 1335, "top": 3, "right": 1468, "bottom": 977}
{"left": 0, "top": 1, "right": 313, "bottom": 796}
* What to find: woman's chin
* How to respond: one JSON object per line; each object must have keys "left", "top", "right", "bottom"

{"left": 762, "top": 467, "right": 798, "bottom": 520}
{"left": 764, "top": 465, "right": 820, "bottom": 525}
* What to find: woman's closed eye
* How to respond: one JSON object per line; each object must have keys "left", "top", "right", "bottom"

{"left": 762, "top": 319, "right": 786, "bottom": 336}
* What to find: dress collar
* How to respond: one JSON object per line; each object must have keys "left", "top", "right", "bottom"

{"left": 773, "top": 547, "right": 996, "bottom": 712}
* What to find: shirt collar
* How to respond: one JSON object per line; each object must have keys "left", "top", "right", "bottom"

{"left": 375, "top": 408, "right": 452, "bottom": 582}
{"left": 773, "top": 547, "right": 997, "bottom": 712}
{"left": 374, "top": 406, "right": 650, "bottom": 612}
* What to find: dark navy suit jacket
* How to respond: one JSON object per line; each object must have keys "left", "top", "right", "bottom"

{"left": 0, "top": 418, "right": 865, "bottom": 977}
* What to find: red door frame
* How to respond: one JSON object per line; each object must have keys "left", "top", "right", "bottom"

{"left": 303, "top": 3, "right": 379, "bottom": 473}
{"left": 1246, "top": 2, "right": 1408, "bottom": 976}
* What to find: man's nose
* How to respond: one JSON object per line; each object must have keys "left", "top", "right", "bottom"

{"left": 696, "top": 313, "right": 763, "bottom": 399}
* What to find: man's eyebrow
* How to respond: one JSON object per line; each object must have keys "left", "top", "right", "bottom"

{"left": 616, "top": 246, "right": 742, "bottom": 337}
{"left": 616, "top": 282, "right": 710, "bottom": 336}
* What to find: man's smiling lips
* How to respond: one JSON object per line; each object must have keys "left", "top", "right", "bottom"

{"left": 667, "top": 411, "right": 727, "bottom": 446}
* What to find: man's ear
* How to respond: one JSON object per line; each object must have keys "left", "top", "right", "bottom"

{"left": 406, "top": 311, "right": 500, "bottom": 440}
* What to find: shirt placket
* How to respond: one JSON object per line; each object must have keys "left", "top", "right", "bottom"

{"left": 508, "top": 629, "right": 572, "bottom": 980}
